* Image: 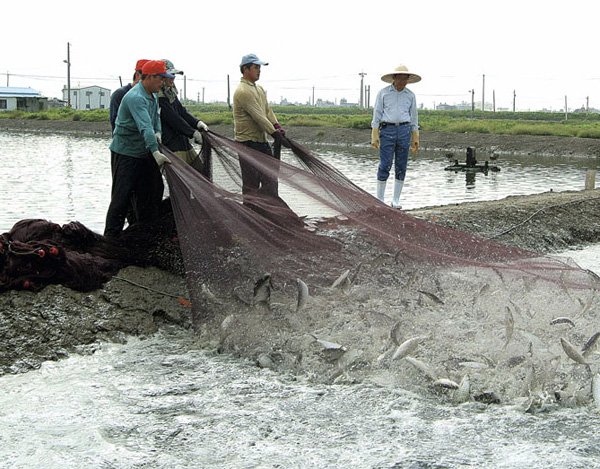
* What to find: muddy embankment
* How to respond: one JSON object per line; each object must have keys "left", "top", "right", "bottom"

{"left": 3, "top": 119, "right": 600, "bottom": 408}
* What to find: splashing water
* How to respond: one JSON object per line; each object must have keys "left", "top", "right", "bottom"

{"left": 2, "top": 326, "right": 600, "bottom": 469}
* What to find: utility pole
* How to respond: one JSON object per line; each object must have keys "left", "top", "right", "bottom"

{"left": 482, "top": 74, "right": 485, "bottom": 112}
{"left": 513, "top": 90, "right": 516, "bottom": 112}
{"left": 470, "top": 89, "right": 475, "bottom": 118}
{"left": 63, "top": 42, "right": 71, "bottom": 107}
{"left": 586, "top": 96, "right": 590, "bottom": 113}
{"left": 183, "top": 75, "right": 187, "bottom": 103}
{"left": 493, "top": 90, "right": 496, "bottom": 112}
{"left": 312, "top": 86, "right": 315, "bottom": 106}
{"left": 366, "top": 85, "right": 370, "bottom": 108}
{"left": 227, "top": 75, "right": 231, "bottom": 110}
{"left": 359, "top": 71, "right": 367, "bottom": 108}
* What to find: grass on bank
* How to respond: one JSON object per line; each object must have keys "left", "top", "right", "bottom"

{"left": 2, "top": 105, "right": 600, "bottom": 138}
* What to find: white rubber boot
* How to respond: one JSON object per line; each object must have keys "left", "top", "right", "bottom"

{"left": 392, "top": 179, "right": 404, "bottom": 209}
{"left": 376, "top": 180, "right": 387, "bottom": 202}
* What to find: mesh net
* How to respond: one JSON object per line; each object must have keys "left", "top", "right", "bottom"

{"left": 162, "top": 131, "right": 598, "bottom": 326}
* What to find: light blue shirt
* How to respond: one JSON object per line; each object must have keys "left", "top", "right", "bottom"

{"left": 110, "top": 81, "right": 162, "bottom": 158}
{"left": 371, "top": 85, "right": 418, "bottom": 132}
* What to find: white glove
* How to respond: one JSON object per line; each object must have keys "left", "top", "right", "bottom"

{"left": 197, "top": 121, "right": 209, "bottom": 131}
{"left": 152, "top": 150, "right": 171, "bottom": 167}
{"left": 155, "top": 132, "right": 162, "bottom": 144}
{"left": 192, "top": 130, "right": 203, "bottom": 144}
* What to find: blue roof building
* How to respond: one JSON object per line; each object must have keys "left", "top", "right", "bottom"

{"left": 0, "top": 87, "right": 48, "bottom": 112}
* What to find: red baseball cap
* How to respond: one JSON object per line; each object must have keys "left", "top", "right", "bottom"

{"left": 141, "top": 60, "right": 175, "bottom": 78}
{"left": 135, "top": 59, "right": 150, "bottom": 72}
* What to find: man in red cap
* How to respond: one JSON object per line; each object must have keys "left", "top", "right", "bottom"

{"left": 109, "top": 59, "right": 149, "bottom": 134}
{"left": 104, "top": 60, "right": 173, "bottom": 237}
{"left": 107, "top": 59, "right": 149, "bottom": 227}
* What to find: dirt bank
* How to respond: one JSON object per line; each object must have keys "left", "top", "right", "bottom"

{"left": 3, "top": 118, "right": 600, "bottom": 157}
{"left": 3, "top": 119, "right": 600, "bottom": 408}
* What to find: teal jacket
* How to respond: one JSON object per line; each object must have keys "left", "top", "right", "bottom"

{"left": 110, "top": 81, "right": 162, "bottom": 158}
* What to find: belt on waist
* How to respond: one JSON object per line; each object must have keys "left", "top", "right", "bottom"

{"left": 381, "top": 122, "right": 409, "bottom": 127}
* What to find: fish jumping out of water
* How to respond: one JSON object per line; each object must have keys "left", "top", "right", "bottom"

{"left": 331, "top": 269, "right": 350, "bottom": 289}
{"left": 253, "top": 273, "right": 272, "bottom": 308}
{"left": 504, "top": 306, "right": 514, "bottom": 349}
{"left": 392, "top": 336, "right": 427, "bottom": 360}
{"left": 581, "top": 332, "right": 600, "bottom": 358}
{"left": 404, "top": 356, "right": 437, "bottom": 381}
{"left": 550, "top": 317, "right": 576, "bottom": 327}
{"left": 592, "top": 373, "right": 600, "bottom": 409}
{"left": 560, "top": 337, "right": 588, "bottom": 365}
{"left": 296, "top": 278, "right": 309, "bottom": 312}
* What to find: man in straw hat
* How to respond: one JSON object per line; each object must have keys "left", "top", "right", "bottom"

{"left": 371, "top": 65, "right": 421, "bottom": 208}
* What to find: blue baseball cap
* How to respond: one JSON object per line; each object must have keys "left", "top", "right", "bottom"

{"left": 240, "top": 54, "right": 269, "bottom": 67}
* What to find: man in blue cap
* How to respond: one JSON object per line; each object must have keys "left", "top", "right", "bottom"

{"left": 233, "top": 53, "right": 288, "bottom": 200}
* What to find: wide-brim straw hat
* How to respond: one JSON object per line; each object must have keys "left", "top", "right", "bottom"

{"left": 381, "top": 65, "right": 421, "bottom": 84}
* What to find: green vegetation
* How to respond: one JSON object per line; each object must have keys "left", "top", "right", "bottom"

{"left": 2, "top": 105, "right": 600, "bottom": 139}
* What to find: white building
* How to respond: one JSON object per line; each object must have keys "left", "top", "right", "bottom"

{"left": 62, "top": 85, "right": 110, "bottom": 110}
{"left": 0, "top": 87, "right": 48, "bottom": 112}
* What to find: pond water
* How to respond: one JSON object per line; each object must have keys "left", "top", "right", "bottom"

{"left": 0, "top": 131, "right": 597, "bottom": 233}
{"left": 2, "top": 130, "right": 600, "bottom": 469}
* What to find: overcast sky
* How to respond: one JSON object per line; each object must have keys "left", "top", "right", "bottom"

{"left": 3, "top": 0, "right": 598, "bottom": 111}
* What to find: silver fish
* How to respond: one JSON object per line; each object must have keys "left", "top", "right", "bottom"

{"left": 549, "top": 317, "right": 575, "bottom": 327}
{"left": 331, "top": 269, "right": 350, "bottom": 289}
{"left": 504, "top": 306, "right": 514, "bottom": 349}
{"left": 296, "top": 278, "right": 309, "bottom": 312}
{"left": 432, "top": 378, "right": 459, "bottom": 390}
{"left": 560, "top": 337, "right": 587, "bottom": 365}
{"left": 252, "top": 273, "right": 272, "bottom": 307}
{"left": 581, "top": 332, "right": 600, "bottom": 358}
{"left": 392, "top": 336, "right": 427, "bottom": 360}
{"left": 593, "top": 373, "right": 600, "bottom": 409}
{"left": 340, "top": 276, "right": 352, "bottom": 294}
{"left": 389, "top": 321, "right": 403, "bottom": 346}
{"left": 404, "top": 356, "right": 437, "bottom": 381}
{"left": 418, "top": 290, "right": 444, "bottom": 305}
{"left": 455, "top": 375, "right": 471, "bottom": 403}
{"left": 310, "top": 334, "right": 346, "bottom": 351}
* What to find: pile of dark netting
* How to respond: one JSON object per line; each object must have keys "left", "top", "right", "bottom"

{"left": 163, "top": 131, "right": 597, "bottom": 325}
{"left": 0, "top": 200, "right": 182, "bottom": 293}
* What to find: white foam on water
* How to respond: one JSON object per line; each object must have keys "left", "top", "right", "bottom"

{"left": 1, "top": 325, "right": 600, "bottom": 468}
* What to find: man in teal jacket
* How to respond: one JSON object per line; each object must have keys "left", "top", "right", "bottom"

{"left": 104, "top": 60, "right": 173, "bottom": 237}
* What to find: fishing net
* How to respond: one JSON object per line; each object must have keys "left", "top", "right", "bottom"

{"left": 162, "top": 131, "right": 598, "bottom": 326}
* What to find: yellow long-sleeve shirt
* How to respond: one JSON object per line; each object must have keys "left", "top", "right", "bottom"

{"left": 233, "top": 78, "right": 277, "bottom": 143}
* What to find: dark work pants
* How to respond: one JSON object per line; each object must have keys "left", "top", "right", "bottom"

{"left": 104, "top": 152, "right": 164, "bottom": 237}
{"left": 239, "top": 141, "right": 279, "bottom": 198}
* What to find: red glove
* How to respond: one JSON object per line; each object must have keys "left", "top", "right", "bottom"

{"left": 273, "top": 123, "right": 286, "bottom": 135}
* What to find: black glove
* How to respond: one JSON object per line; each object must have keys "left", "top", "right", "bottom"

{"left": 271, "top": 129, "right": 291, "bottom": 148}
